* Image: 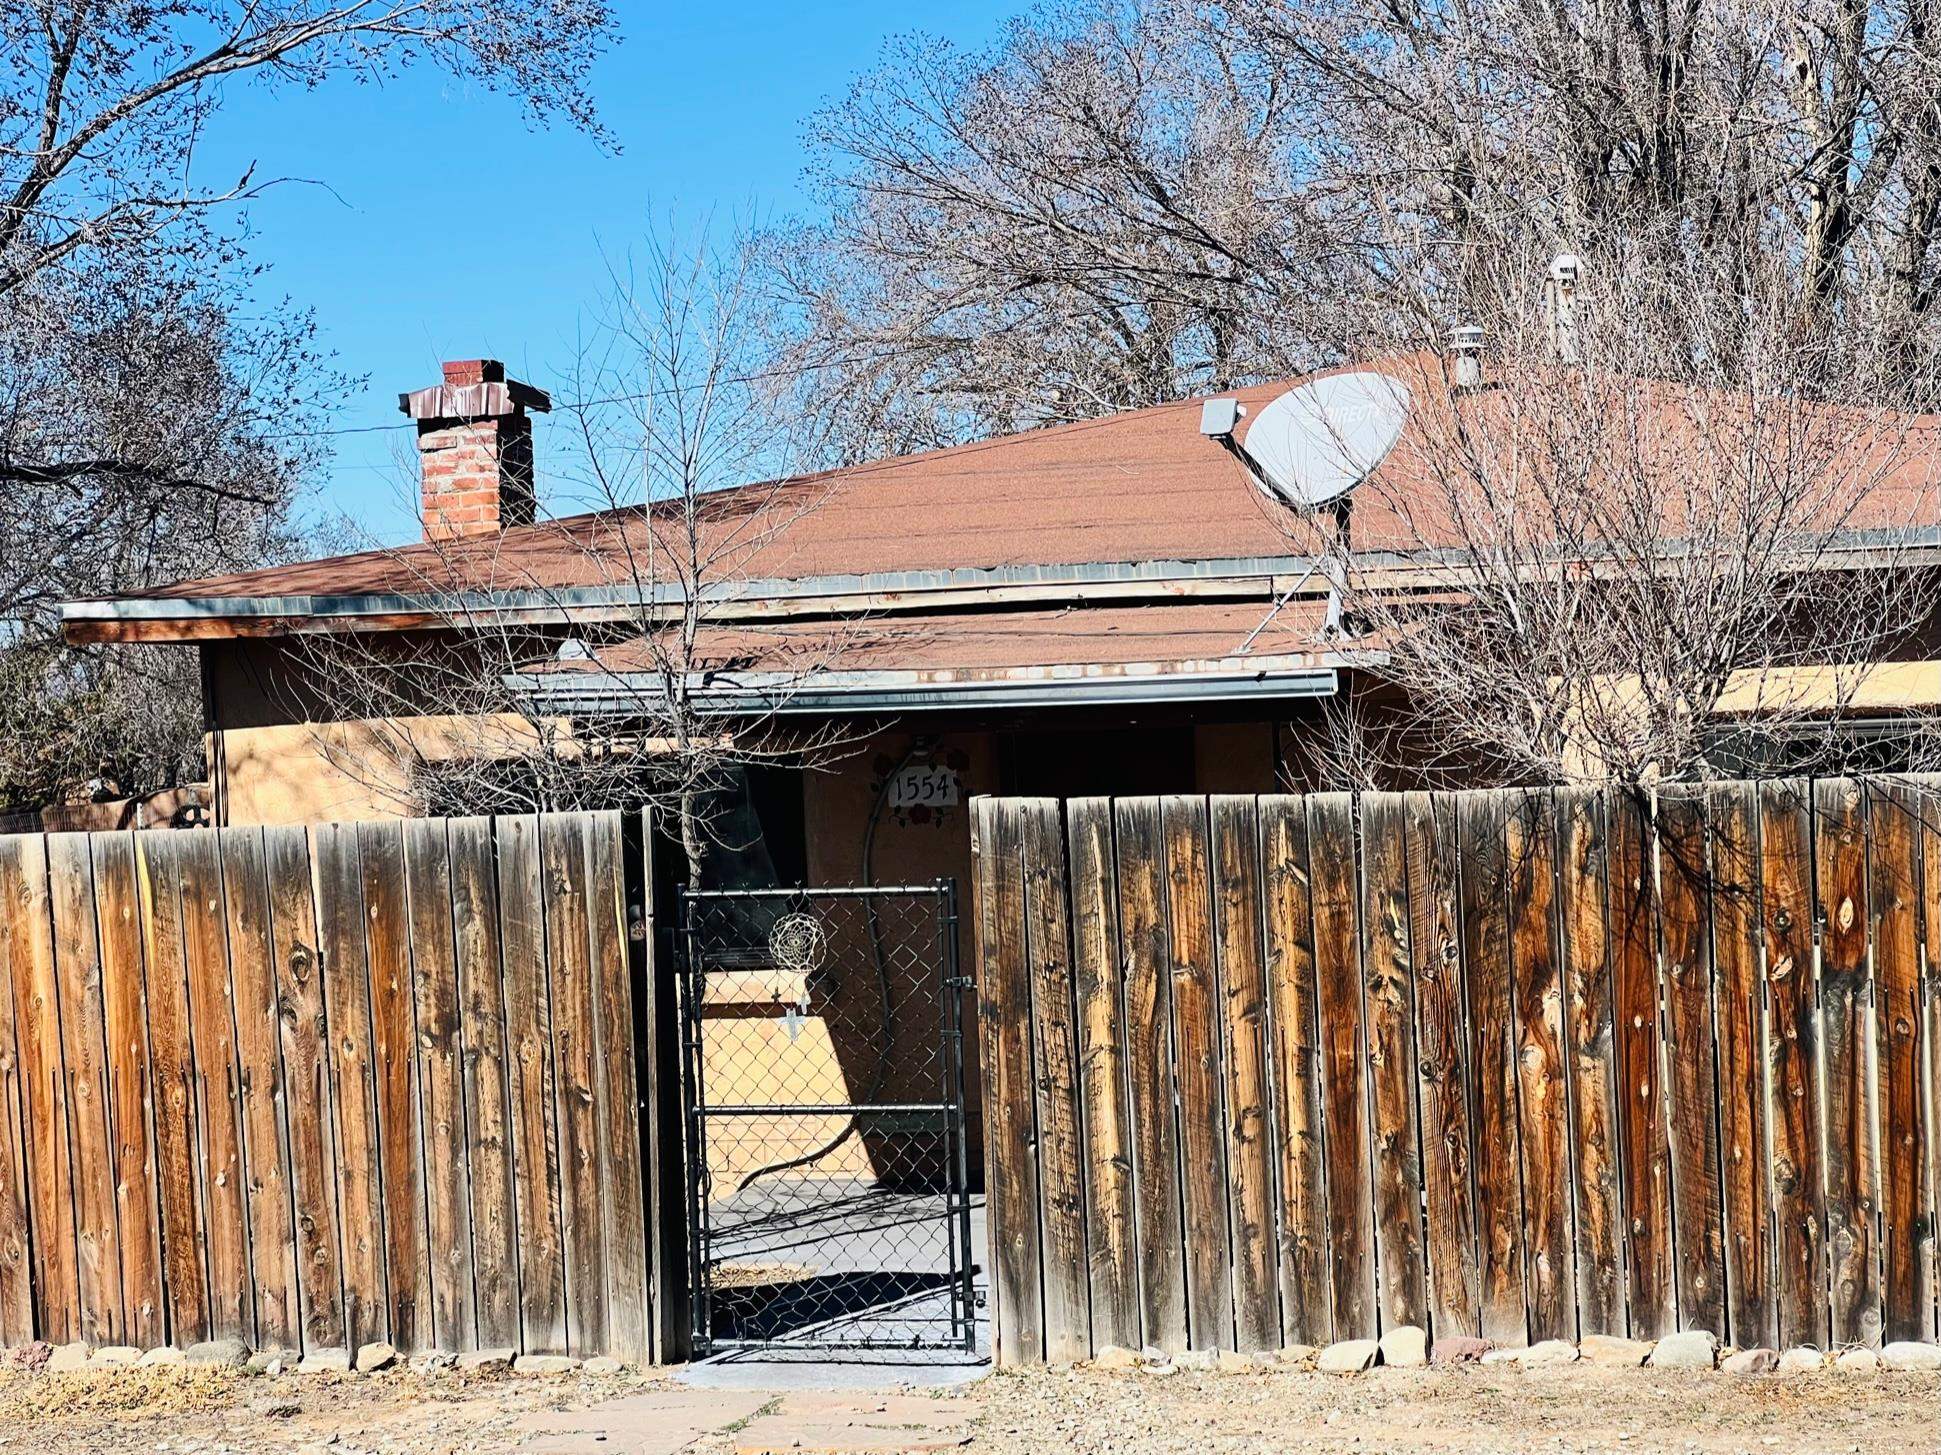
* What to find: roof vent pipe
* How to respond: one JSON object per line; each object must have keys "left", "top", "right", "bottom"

{"left": 1449, "top": 324, "right": 1485, "bottom": 389}
{"left": 1546, "top": 253, "right": 1582, "bottom": 364}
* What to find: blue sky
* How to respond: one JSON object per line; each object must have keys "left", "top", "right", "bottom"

{"left": 202, "top": 2, "right": 1016, "bottom": 544}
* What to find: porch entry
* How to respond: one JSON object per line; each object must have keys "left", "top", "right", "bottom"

{"left": 676, "top": 884, "right": 977, "bottom": 1353}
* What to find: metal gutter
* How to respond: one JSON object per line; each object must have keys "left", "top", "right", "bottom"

{"left": 507, "top": 659, "right": 1347, "bottom": 716}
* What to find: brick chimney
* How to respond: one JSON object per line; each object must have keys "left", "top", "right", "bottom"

{"left": 399, "top": 359, "right": 551, "bottom": 540}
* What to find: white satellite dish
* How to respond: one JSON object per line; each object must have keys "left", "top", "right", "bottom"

{"left": 1241, "top": 371, "right": 1410, "bottom": 509}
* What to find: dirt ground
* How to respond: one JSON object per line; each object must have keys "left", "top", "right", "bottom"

{"left": 0, "top": 1359, "right": 1933, "bottom": 1455}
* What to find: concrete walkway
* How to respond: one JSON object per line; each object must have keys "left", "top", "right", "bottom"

{"left": 513, "top": 1386, "right": 978, "bottom": 1455}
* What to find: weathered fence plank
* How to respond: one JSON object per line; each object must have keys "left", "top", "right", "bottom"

{"left": 1113, "top": 796, "right": 1187, "bottom": 1351}
{"left": 1611, "top": 791, "right": 1674, "bottom": 1338}
{"left": 1021, "top": 799, "right": 1089, "bottom": 1363}
{"left": 91, "top": 834, "right": 165, "bottom": 1348}
{"left": 1162, "top": 796, "right": 1234, "bottom": 1350}
{"left": 498, "top": 814, "right": 567, "bottom": 1355}
{"left": 1708, "top": 782, "right": 1772, "bottom": 1350}
{"left": 1557, "top": 788, "right": 1622, "bottom": 1337}
{"left": 1761, "top": 780, "right": 1829, "bottom": 1350}
{"left": 1211, "top": 796, "right": 1279, "bottom": 1352}
{"left": 1459, "top": 791, "right": 1527, "bottom": 1346}
{"left": 0, "top": 836, "right": 35, "bottom": 1344}
{"left": 1507, "top": 790, "right": 1574, "bottom": 1343}
{"left": 1867, "top": 781, "right": 1924, "bottom": 1345}
{"left": 1408, "top": 792, "right": 1479, "bottom": 1341}
{"left": 264, "top": 824, "right": 346, "bottom": 1352}
{"left": 216, "top": 827, "right": 300, "bottom": 1352}
{"left": 46, "top": 833, "right": 123, "bottom": 1343}
{"left": 1066, "top": 798, "right": 1139, "bottom": 1352}
{"left": 1258, "top": 797, "right": 1331, "bottom": 1347}
{"left": 1657, "top": 789, "right": 1726, "bottom": 1338}
{"left": 1816, "top": 779, "right": 1881, "bottom": 1348}
{"left": 1920, "top": 789, "right": 1941, "bottom": 1343}
{"left": 971, "top": 797, "right": 1043, "bottom": 1364}
{"left": 1361, "top": 792, "right": 1427, "bottom": 1334}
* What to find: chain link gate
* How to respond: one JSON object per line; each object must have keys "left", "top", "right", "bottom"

{"left": 677, "top": 884, "right": 976, "bottom": 1353}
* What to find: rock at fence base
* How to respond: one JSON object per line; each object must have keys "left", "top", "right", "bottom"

{"left": 136, "top": 1347, "right": 184, "bottom": 1367}
{"left": 246, "top": 1349, "right": 295, "bottom": 1375}
{"left": 1378, "top": 1325, "right": 1428, "bottom": 1368}
{"left": 1722, "top": 1348, "right": 1779, "bottom": 1376}
{"left": 45, "top": 1342, "right": 90, "bottom": 1373}
{"left": 1518, "top": 1340, "right": 1579, "bottom": 1367}
{"left": 410, "top": 1351, "right": 457, "bottom": 1377}
{"left": 8, "top": 1341, "right": 52, "bottom": 1372}
{"left": 1776, "top": 1347, "right": 1825, "bottom": 1374}
{"left": 1431, "top": 1336, "right": 1489, "bottom": 1366}
{"left": 1647, "top": 1331, "right": 1718, "bottom": 1370}
{"left": 456, "top": 1347, "right": 516, "bottom": 1372}
{"left": 1834, "top": 1347, "right": 1880, "bottom": 1374}
{"left": 1092, "top": 1345, "right": 1141, "bottom": 1371}
{"left": 1172, "top": 1348, "right": 1218, "bottom": 1372}
{"left": 354, "top": 1341, "right": 397, "bottom": 1373}
{"left": 513, "top": 1353, "right": 580, "bottom": 1376}
{"left": 296, "top": 1348, "right": 351, "bottom": 1375}
{"left": 1316, "top": 1339, "right": 1378, "bottom": 1374}
{"left": 187, "top": 1338, "right": 250, "bottom": 1367}
{"left": 89, "top": 1346, "right": 142, "bottom": 1368}
{"left": 1579, "top": 1335, "right": 1655, "bottom": 1367}
{"left": 1214, "top": 1349, "right": 1258, "bottom": 1375}
{"left": 1276, "top": 1344, "right": 1318, "bottom": 1367}
{"left": 1479, "top": 1348, "right": 1521, "bottom": 1366}
{"left": 1881, "top": 1342, "right": 1941, "bottom": 1372}
{"left": 582, "top": 1356, "right": 625, "bottom": 1377}
{"left": 1138, "top": 1358, "right": 1179, "bottom": 1376}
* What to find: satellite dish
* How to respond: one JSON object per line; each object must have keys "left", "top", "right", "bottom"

{"left": 1241, "top": 371, "right": 1410, "bottom": 509}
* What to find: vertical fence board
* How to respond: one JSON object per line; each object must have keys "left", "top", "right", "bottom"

{"left": 1611, "top": 791, "right": 1675, "bottom": 1338}
{"left": 134, "top": 833, "right": 208, "bottom": 1344}
{"left": 586, "top": 813, "right": 650, "bottom": 1366}
{"left": 96, "top": 834, "right": 165, "bottom": 1347}
{"left": 1816, "top": 779, "right": 1881, "bottom": 1347}
{"left": 1161, "top": 796, "right": 1233, "bottom": 1349}
{"left": 264, "top": 825, "right": 344, "bottom": 1351}
{"left": 1507, "top": 790, "right": 1574, "bottom": 1343}
{"left": 1022, "top": 800, "right": 1090, "bottom": 1361}
{"left": 1558, "top": 788, "right": 1623, "bottom": 1337}
{"left": 1113, "top": 797, "right": 1187, "bottom": 1351}
{"left": 1066, "top": 798, "right": 1139, "bottom": 1351}
{"left": 1408, "top": 792, "right": 1479, "bottom": 1341}
{"left": 541, "top": 813, "right": 609, "bottom": 1357}
{"left": 0, "top": 837, "right": 35, "bottom": 1343}
{"left": 359, "top": 821, "right": 428, "bottom": 1352}
{"left": 1211, "top": 796, "right": 1279, "bottom": 1351}
{"left": 1259, "top": 797, "right": 1331, "bottom": 1347}
{"left": 1361, "top": 793, "right": 1427, "bottom": 1334}
{"left": 46, "top": 834, "right": 123, "bottom": 1342}
{"left": 1310, "top": 793, "right": 1375, "bottom": 1339}
{"left": 1459, "top": 791, "right": 1526, "bottom": 1345}
{"left": 1761, "top": 781, "right": 1829, "bottom": 1349}
{"left": 402, "top": 818, "right": 475, "bottom": 1354}
{"left": 1709, "top": 783, "right": 1773, "bottom": 1349}
{"left": 1921, "top": 786, "right": 1941, "bottom": 1343}
{"left": 218, "top": 828, "right": 299, "bottom": 1352}
{"left": 1868, "top": 782, "right": 1924, "bottom": 1345}
{"left": 1658, "top": 789, "right": 1726, "bottom": 1337}
{"left": 498, "top": 815, "right": 566, "bottom": 1354}
{"left": 448, "top": 818, "right": 519, "bottom": 1351}
{"left": 4, "top": 835, "right": 78, "bottom": 1343}
{"left": 313, "top": 823, "right": 386, "bottom": 1351}
{"left": 972, "top": 798, "right": 1043, "bottom": 1364}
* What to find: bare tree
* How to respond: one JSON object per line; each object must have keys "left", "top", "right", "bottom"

{"left": 293, "top": 228, "right": 870, "bottom": 883}
{"left": 2, "top": 0, "right": 614, "bottom": 812}
{"left": 1269, "top": 249, "right": 1941, "bottom": 787}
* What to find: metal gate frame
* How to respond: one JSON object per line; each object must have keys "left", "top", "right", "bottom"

{"left": 676, "top": 882, "right": 976, "bottom": 1354}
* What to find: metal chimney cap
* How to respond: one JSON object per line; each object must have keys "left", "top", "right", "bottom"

{"left": 1449, "top": 323, "right": 1485, "bottom": 351}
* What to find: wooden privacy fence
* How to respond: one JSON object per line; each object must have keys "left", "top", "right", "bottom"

{"left": 970, "top": 783, "right": 1941, "bottom": 1366}
{"left": 0, "top": 811, "right": 677, "bottom": 1363}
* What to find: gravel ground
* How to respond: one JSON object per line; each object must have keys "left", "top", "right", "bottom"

{"left": 0, "top": 1359, "right": 1934, "bottom": 1455}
